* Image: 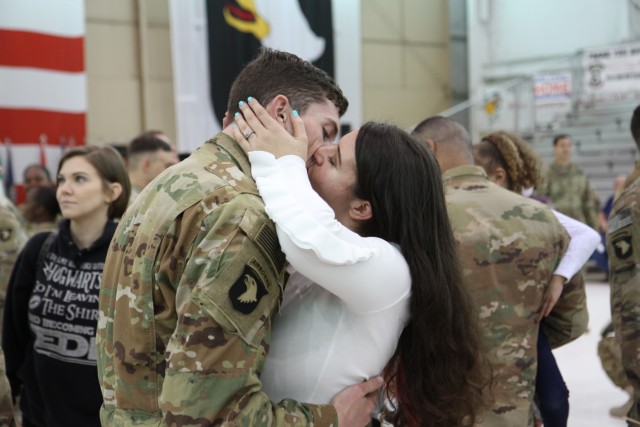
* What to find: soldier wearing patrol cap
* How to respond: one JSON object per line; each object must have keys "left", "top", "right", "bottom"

{"left": 607, "top": 104, "right": 640, "bottom": 425}
{"left": 413, "top": 117, "right": 588, "bottom": 427}
{"left": 96, "top": 48, "right": 382, "bottom": 427}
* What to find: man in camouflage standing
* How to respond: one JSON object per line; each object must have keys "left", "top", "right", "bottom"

{"left": 96, "top": 49, "right": 381, "bottom": 427}
{"left": 537, "top": 134, "right": 600, "bottom": 230}
{"left": 413, "top": 117, "right": 588, "bottom": 426}
{"left": 607, "top": 104, "right": 640, "bottom": 425}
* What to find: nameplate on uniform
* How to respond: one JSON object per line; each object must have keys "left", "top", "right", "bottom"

{"left": 608, "top": 208, "right": 633, "bottom": 234}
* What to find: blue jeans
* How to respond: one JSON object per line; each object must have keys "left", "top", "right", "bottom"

{"left": 535, "top": 327, "right": 570, "bottom": 427}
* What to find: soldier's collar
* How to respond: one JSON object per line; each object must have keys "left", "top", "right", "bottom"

{"left": 442, "top": 165, "right": 487, "bottom": 183}
{"left": 207, "top": 133, "right": 252, "bottom": 177}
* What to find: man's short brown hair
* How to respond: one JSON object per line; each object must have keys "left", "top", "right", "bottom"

{"left": 227, "top": 48, "right": 348, "bottom": 118}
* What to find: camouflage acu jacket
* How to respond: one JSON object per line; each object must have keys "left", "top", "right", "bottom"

{"left": 538, "top": 162, "right": 600, "bottom": 230}
{"left": 0, "top": 194, "right": 27, "bottom": 337}
{"left": 444, "top": 166, "right": 588, "bottom": 427}
{"left": 607, "top": 161, "right": 640, "bottom": 419}
{"left": 97, "top": 134, "right": 337, "bottom": 426}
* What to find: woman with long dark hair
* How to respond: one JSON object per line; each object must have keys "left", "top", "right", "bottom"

{"left": 233, "top": 98, "right": 490, "bottom": 426}
{"left": 3, "top": 146, "right": 130, "bottom": 427}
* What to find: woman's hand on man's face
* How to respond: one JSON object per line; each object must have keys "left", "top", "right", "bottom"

{"left": 232, "top": 97, "right": 308, "bottom": 160}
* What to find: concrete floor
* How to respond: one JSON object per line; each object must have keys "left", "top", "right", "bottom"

{"left": 555, "top": 277, "right": 629, "bottom": 426}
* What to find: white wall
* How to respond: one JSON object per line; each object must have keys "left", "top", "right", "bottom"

{"left": 466, "top": 0, "right": 636, "bottom": 138}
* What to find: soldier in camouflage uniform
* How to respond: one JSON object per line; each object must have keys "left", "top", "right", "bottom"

{"left": 0, "top": 193, "right": 27, "bottom": 336}
{"left": 0, "top": 194, "right": 22, "bottom": 427}
{"left": 537, "top": 134, "right": 600, "bottom": 230}
{"left": 413, "top": 117, "right": 588, "bottom": 427}
{"left": 0, "top": 349, "right": 14, "bottom": 427}
{"left": 607, "top": 104, "right": 640, "bottom": 425}
{"left": 96, "top": 49, "right": 381, "bottom": 427}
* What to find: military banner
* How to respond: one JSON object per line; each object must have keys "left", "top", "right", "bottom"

{"left": 169, "top": 0, "right": 361, "bottom": 152}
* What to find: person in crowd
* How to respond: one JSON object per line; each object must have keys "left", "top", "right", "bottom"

{"left": 2, "top": 146, "right": 130, "bottom": 427}
{"left": 232, "top": 98, "right": 491, "bottom": 426}
{"left": 473, "top": 130, "right": 599, "bottom": 427}
{"left": 536, "top": 134, "right": 600, "bottom": 230}
{"left": 598, "top": 321, "right": 634, "bottom": 418}
{"left": 126, "top": 130, "right": 177, "bottom": 205}
{"left": 607, "top": 104, "right": 640, "bottom": 425}
{"left": 22, "top": 164, "right": 53, "bottom": 197}
{"left": 22, "top": 186, "right": 60, "bottom": 236}
{"left": 413, "top": 117, "right": 589, "bottom": 427}
{"left": 96, "top": 48, "right": 382, "bottom": 427}
{"left": 0, "top": 193, "right": 27, "bottom": 338}
{"left": 594, "top": 174, "right": 628, "bottom": 276}
{"left": 0, "top": 192, "right": 23, "bottom": 427}
{"left": 0, "top": 348, "right": 15, "bottom": 426}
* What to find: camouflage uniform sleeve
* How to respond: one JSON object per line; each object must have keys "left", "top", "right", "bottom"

{"left": 535, "top": 169, "right": 550, "bottom": 198}
{"left": 0, "top": 204, "right": 27, "bottom": 337}
{"left": 607, "top": 192, "right": 640, "bottom": 417}
{"left": 543, "top": 271, "right": 589, "bottom": 349}
{"left": 582, "top": 181, "right": 601, "bottom": 231}
{"left": 0, "top": 349, "right": 14, "bottom": 427}
{"left": 542, "top": 219, "right": 589, "bottom": 349}
{"left": 158, "top": 205, "right": 338, "bottom": 426}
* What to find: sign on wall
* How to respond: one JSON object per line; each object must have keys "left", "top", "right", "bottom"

{"left": 534, "top": 73, "right": 572, "bottom": 127}
{"left": 582, "top": 42, "right": 640, "bottom": 104}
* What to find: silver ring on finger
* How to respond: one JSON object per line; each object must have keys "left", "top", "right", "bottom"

{"left": 243, "top": 129, "right": 255, "bottom": 139}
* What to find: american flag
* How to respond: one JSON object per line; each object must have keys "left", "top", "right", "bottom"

{"left": 0, "top": 0, "right": 85, "bottom": 203}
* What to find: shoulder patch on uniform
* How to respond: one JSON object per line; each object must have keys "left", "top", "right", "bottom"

{"left": 229, "top": 258, "right": 268, "bottom": 314}
{"left": 612, "top": 234, "right": 633, "bottom": 260}
{"left": 255, "top": 222, "right": 286, "bottom": 274}
{"left": 0, "top": 228, "right": 12, "bottom": 242}
{"left": 609, "top": 208, "right": 633, "bottom": 234}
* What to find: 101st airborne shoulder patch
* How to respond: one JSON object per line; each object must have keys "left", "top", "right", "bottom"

{"left": 609, "top": 209, "right": 634, "bottom": 261}
{"left": 612, "top": 233, "right": 633, "bottom": 260}
{"left": 228, "top": 257, "right": 268, "bottom": 315}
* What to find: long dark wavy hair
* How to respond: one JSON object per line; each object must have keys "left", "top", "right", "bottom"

{"left": 353, "top": 122, "right": 491, "bottom": 426}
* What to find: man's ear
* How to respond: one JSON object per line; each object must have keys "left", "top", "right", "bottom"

{"left": 349, "top": 199, "right": 372, "bottom": 222}
{"left": 265, "top": 95, "right": 292, "bottom": 130}
{"left": 425, "top": 138, "right": 437, "bottom": 153}
{"left": 221, "top": 111, "right": 230, "bottom": 128}
{"left": 141, "top": 155, "right": 152, "bottom": 173}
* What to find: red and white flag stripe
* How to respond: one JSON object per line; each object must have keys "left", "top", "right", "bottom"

{"left": 0, "top": 0, "right": 85, "bottom": 199}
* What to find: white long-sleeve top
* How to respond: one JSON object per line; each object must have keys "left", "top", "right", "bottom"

{"left": 552, "top": 210, "right": 600, "bottom": 281}
{"left": 248, "top": 152, "right": 411, "bottom": 404}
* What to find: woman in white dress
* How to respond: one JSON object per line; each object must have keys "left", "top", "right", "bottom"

{"left": 233, "top": 98, "right": 490, "bottom": 427}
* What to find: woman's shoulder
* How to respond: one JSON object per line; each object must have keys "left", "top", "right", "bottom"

{"left": 25, "top": 230, "right": 56, "bottom": 251}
